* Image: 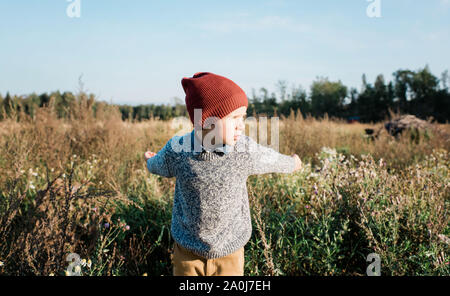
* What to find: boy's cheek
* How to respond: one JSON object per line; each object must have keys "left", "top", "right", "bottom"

{"left": 223, "top": 121, "right": 236, "bottom": 137}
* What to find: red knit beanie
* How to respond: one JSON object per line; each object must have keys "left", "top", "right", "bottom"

{"left": 182, "top": 72, "right": 248, "bottom": 128}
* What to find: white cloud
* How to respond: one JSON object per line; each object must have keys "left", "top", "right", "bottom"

{"left": 193, "top": 15, "right": 310, "bottom": 34}
{"left": 440, "top": 0, "right": 450, "bottom": 7}
{"left": 424, "top": 30, "right": 450, "bottom": 42}
{"left": 259, "top": 16, "right": 310, "bottom": 33}
{"left": 264, "top": 0, "right": 289, "bottom": 7}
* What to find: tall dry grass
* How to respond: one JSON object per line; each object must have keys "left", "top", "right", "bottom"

{"left": 0, "top": 93, "right": 448, "bottom": 275}
{"left": 279, "top": 109, "right": 450, "bottom": 170}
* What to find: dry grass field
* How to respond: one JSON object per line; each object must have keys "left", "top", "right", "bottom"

{"left": 0, "top": 94, "right": 448, "bottom": 275}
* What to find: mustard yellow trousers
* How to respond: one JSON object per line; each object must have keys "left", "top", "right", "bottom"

{"left": 171, "top": 242, "right": 245, "bottom": 276}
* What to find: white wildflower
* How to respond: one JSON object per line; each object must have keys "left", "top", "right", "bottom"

{"left": 74, "top": 265, "right": 81, "bottom": 274}
{"left": 321, "top": 146, "right": 337, "bottom": 156}
{"left": 438, "top": 234, "right": 450, "bottom": 245}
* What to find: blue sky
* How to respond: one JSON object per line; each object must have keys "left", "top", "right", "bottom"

{"left": 1, "top": 0, "right": 449, "bottom": 106}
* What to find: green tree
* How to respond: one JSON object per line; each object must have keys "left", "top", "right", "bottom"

{"left": 393, "top": 69, "right": 414, "bottom": 113}
{"left": 3, "top": 92, "right": 14, "bottom": 116}
{"left": 0, "top": 94, "right": 3, "bottom": 120}
{"left": 410, "top": 65, "right": 439, "bottom": 100}
{"left": 310, "top": 77, "right": 347, "bottom": 119}
{"left": 409, "top": 65, "right": 439, "bottom": 117}
{"left": 373, "top": 74, "right": 389, "bottom": 120}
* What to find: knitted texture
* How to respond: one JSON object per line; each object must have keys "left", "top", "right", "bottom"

{"left": 181, "top": 72, "right": 248, "bottom": 127}
{"left": 147, "top": 130, "right": 295, "bottom": 259}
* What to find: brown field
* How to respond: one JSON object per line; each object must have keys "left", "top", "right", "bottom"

{"left": 0, "top": 97, "right": 448, "bottom": 275}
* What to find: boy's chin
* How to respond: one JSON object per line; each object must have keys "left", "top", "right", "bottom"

{"left": 228, "top": 136, "right": 240, "bottom": 144}
{"left": 222, "top": 140, "right": 234, "bottom": 146}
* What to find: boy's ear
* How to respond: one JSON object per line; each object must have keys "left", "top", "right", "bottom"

{"left": 201, "top": 127, "right": 213, "bottom": 139}
{"left": 204, "top": 123, "right": 215, "bottom": 130}
{"left": 200, "top": 123, "right": 215, "bottom": 134}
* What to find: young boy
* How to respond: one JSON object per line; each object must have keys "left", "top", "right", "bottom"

{"left": 145, "top": 72, "right": 302, "bottom": 276}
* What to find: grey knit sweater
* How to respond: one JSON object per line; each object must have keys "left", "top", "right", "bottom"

{"left": 147, "top": 130, "right": 295, "bottom": 259}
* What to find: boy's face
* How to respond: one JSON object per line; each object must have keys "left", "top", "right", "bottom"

{"left": 200, "top": 106, "right": 247, "bottom": 147}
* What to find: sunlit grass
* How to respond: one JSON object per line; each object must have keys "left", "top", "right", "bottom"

{"left": 0, "top": 93, "right": 448, "bottom": 275}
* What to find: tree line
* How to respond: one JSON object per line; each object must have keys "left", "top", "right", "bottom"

{"left": 1, "top": 65, "right": 448, "bottom": 123}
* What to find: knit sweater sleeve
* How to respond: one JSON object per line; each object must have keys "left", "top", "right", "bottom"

{"left": 245, "top": 136, "right": 296, "bottom": 176}
{"left": 146, "top": 139, "right": 175, "bottom": 178}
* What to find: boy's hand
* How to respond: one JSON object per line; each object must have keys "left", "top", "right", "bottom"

{"left": 291, "top": 154, "right": 302, "bottom": 172}
{"left": 145, "top": 151, "right": 157, "bottom": 161}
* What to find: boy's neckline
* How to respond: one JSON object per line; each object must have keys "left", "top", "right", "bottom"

{"left": 191, "top": 129, "right": 235, "bottom": 155}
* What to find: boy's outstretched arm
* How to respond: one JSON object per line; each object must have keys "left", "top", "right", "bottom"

{"left": 246, "top": 136, "right": 302, "bottom": 176}
{"left": 145, "top": 140, "right": 175, "bottom": 178}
